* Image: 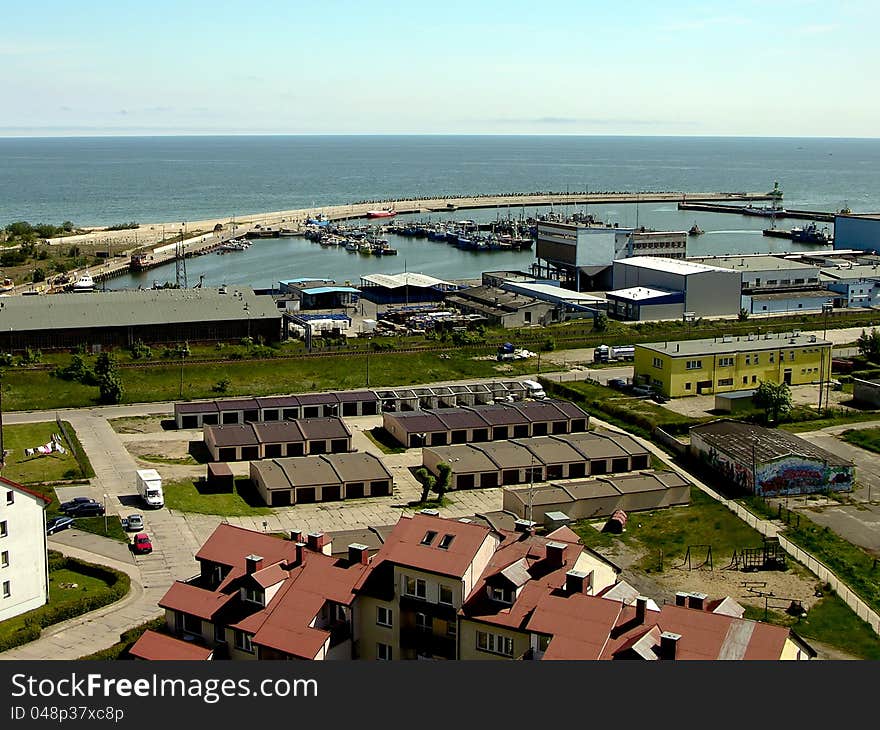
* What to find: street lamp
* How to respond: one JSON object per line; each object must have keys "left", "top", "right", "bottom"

{"left": 818, "top": 303, "right": 833, "bottom": 414}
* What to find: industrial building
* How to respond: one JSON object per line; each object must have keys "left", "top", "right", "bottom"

{"left": 202, "top": 417, "right": 352, "bottom": 462}
{"left": 833, "top": 213, "right": 880, "bottom": 252}
{"left": 608, "top": 257, "right": 741, "bottom": 320}
{"left": 249, "top": 452, "right": 393, "bottom": 506}
{"left": 174, "top": 390, "right": 380, "bottom": 428}
{"left": 421, "top": 431, "right": 650, "bottom": 490}
{"left": 534, "top": 222, "right": 688, "bottom": 290}
{"left": 444, "top": 285, "right": 558, "bottom": 328}
{"left": 634, "top": 331, "right": 832, "bottom": 397}
{"left": 277, "top": 278, "right": 360, "bottom": 310}
{"left": 690, "top": 420, "right": 854, "bottom": 496}
{"left": 820, "top": 264, "right": 880, "bottom": 308}
{"left": 501, "top": 470, "right": 691, "bottom": 523}
{"left": 382, "top": 400, "right": 589, "bottom": 448}
{"left": 0, "top": 287, "right": 282, "bottom": 352}
{"left": 359, "top": 272, "right": 460, "bottom": 304}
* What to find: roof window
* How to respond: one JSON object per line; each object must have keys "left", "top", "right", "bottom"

{"left": 438, "top": 534, "right": 455, "bottom": 550}
{"left": 420, "top": 530, "right": 437, "bottom": 546}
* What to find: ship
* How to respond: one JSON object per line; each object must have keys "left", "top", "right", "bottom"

{"left": 366, "top": 208, "right": 397, "bottom": 219}
{"left": 71, "top": 274, "right": 95, "bottom": 292}
{"left": 790, "top": 222, "right": 833, "bottom": 244}
{"left": 741, "top": 203, "right": 787, "bottom": 218}
{"left": 688, "top": 223, "right": 704, "bottom": 236}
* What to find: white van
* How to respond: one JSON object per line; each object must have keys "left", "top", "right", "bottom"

{"left": 522, "top": 380, "right": 547, "bottom": 400}
{"left": 136, "top": 469, "right": 164, "bottom": 508}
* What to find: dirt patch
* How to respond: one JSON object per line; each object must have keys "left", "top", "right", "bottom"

{"left": 125, "top": 439, "right": 194, "bottom": 462}
{"left": 109, "top": 416, "right": 167, "bottom": 434}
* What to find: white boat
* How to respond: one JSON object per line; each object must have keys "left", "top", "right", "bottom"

{"left": 72, "top": 274, "right": 95, "bottom": 292}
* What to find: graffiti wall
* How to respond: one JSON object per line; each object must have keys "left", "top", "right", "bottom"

{"left": 755, "top": 456, "right": 853, "bottom": 497}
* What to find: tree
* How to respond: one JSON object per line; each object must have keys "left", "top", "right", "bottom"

{"left": 738, "top": 308, "right": 750, "bottom": 321}
{"left": 857, "top": 328, "right": 880, "bottom": 361}
{"left": 94, "top": 352, "right": 124, "bottom": 404}
{"left": 593, "top": 311, "right": 608, "bottom": 333}
{"left": 434, "top": 462, "right": 452, "bottom": 501}
{"left": 32, "top": 268, "right": 46, "bottom": 283}
{"left": 753, "top": 380, "right": 792, "bottom": 424}
{"left": 415, "top": 467, "right": 436, "bottom": 504}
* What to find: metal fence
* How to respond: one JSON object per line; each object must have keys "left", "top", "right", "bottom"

{"left": 55, "top": 413, "right": 89, "bottom": 479}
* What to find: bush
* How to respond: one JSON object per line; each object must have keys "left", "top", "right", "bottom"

{"left": 53, "top": 354, "right": 95, "bottom": 384}
{"left": 129, "top": 339, "right": 152, "bottom": 360}
{"left": 212, "top": 378, "right": 231, "bottom": 393}
{"left": 19, "top": 347, "right": 42, "bottom": 365}
{"left": 79, "top": 617, "right": 166, "bottom": 661}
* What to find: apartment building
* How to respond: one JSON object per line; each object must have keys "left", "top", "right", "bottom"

{"left": 0, "top": 477, "right": 51, "bottom": 622}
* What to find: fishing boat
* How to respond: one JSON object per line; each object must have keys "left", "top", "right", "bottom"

{"left": 0, "top": 278, "right": 14, "bottom": 293}
{"left": 72, "top": 274, "right": 95, "bottom": 292}
{"left": 345, "top": 240, "right": 360, "bottom": 252}
{"left": 791, "top": 222, "right": 833, "bottom": 244}
{"left": 306, "top": 214, "right": 331, "bottom": 227}
{"left": 366, "top": 208, "right": 396, "bottom": 219}
{"left": 688, "top": 223, "right": 705, "bottom": 236}
{"left": 741, "top": 203, "right": 787, "bottom": 218}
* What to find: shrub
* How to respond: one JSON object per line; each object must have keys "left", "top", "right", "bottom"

{"left": 212, "top": 378, "right": 231, "bottom": 393}
{"left": 129, "top": 339, "right": 152, "bottom": 360}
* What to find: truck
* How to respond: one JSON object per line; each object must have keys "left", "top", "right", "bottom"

{"left": 521, "top": 379, "right": 547, "bottom": 400}
{"left": 136, "top": 469, "right": 164, "bottom": 509}
{"left": 593, "top": 344, "right": 635, "bottom": 363}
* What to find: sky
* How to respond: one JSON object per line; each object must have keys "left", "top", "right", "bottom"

{"left": 2, "top": 0, "right": 879, "bottom": 137}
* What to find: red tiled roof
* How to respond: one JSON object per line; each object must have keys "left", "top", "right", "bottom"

{"left": 603, "top": 603, "right": 791, "bottom": 660}
{"left": 528, "top": 592, "right": 625, "bottom": 660}
{"left": 356, "top": 514, "right": 495, "bottom": 583}
{"left": 196, "top": 524, "right": 298, "bottom": 569}
{"left": 129, "top": 631, "right": 213, "bottom": 661}
{"left": 250, "top": 563, "right": 288, "bottom": 589}
{"left": 0, "top": 476, "right": 52, "bottom": 505}
{"left": 158, "top": 581, "right": 236, "bottom": 620}
{"left": 544, "top": 525, "right": 581, "bottom": 544}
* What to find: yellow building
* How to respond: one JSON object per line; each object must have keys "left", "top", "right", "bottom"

{"left": 634, "top": 332, "right": 832, "bottom": 397}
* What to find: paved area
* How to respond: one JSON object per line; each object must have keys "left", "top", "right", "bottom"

{"left": 48, "top": 528, "right": 135, "bottom": 565}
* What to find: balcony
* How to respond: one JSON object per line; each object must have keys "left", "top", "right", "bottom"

{"left": 399, "top": 627, "right": 456, "bottom": 658}
{"left": 399, "top": 596, "right": 457, "bottom": 621}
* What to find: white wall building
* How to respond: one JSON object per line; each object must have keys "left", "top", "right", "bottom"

{"left": 0, "top": 478, "right": 50, "bottom": 622}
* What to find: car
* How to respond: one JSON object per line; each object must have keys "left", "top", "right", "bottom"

{"left": 59, "top": 496, "right": 96, "bottom": 513}
{"left": 652, "top": 392, "right": 670, "bottom": 404}
{"left": 46, "top": 516, "right": 75, "bottom": 535}
{"left": 122, "top": 514, "right": 144, "bottom": 532}
{"left": 132, "top": 532, "right": 153, "bottom": 555}
{"left": 65, "top": 501, "right": 105, "bottom": 517}
{"left": 630, "top": 385, "right": 655, "bottom": 397}
{"left": 607, "top": 378, "right": 628, "bottom": 390}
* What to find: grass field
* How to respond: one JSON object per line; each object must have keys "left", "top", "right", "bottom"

{"left": 163, "top": 478, "right": 272, "bottom": 517}
{"left": 1, "top": 422, "right": 93, "bottom": 483}
{"left": 840, "top": 426, "right": 880, "bottom": 453}
{"left": 0, "top": 567, "right": 115, "bottom": 646}
{"left": 364, "top": 428, "right": 407, "bottom": 454}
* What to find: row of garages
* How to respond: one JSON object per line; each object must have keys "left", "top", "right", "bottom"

{"left": 176, "top": 391, "right": 380, "bottom": 429}
{"left": 174, "top": 380, "right": 536, "bottom": 428}
{"left": 382, "top": 400, "right": 590, "bottom": 448}
{"left": 502, "top": 470, "right": 691, "bottom": 522}
{"left": 203, "top": 418, "right": 352, "bottom": 462}
{"left": 250, "top": 453, "right": 393, "bottom": 506}
{"left": 421, "top": 431, "right": 650, "bottom": 490}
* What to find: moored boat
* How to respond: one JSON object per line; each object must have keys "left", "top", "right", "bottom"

{"left": 72, "top": 274, "right": 95, "bottom": 292}
{"left": 366, "top": 208, "right": 397, "bottom": 219}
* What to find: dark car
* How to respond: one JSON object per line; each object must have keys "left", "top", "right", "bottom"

{"left": 652, "top": 392, "right": 670, "bottom": 404}
{"left": 46, "top": 516, "right": 75, "bottom": 535}
{"left": 59, "top": 496, "right": 96, "bottom": 513}
{"left": 607, "top": 378, "right": 628, "bottom": 390}
{"left": 66, "top": 502, "right": 105, "bottom": 517}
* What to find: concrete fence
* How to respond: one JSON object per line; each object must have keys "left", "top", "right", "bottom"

{"left": 653, "top": 428, "right": 688, "bottom": 457}
{"left": 722, "top": 499, "right": 880, "bottom": 635}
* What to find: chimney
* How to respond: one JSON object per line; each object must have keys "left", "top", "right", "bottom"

{"left": 307, "top": 532, "right": 331, "bottom": 555}
{"left": 635, "top": 595, "right": 648, "bottom": 624}
{"left": 688, "top": 592, "right": 708, "bottom": 611}
{"left": 514, "top": 518, "right": 537, "bottom": 534}
{"left": 674, "top": 591, "right": 689, "bottom": 607}
{"left": 419, "top": 509, "right": 440, "bottom": 516}
{"left": 564, "top": 569, "right": 590, "bottom": 595}
{"left": 545, "top": 541, "right": 567, "bottom": 568}
{"left": 289, "top": 529, "right": 304, "bottom": 543}
{"left": 659, "top": 631, "right": 681, "bottom": 660}
{"left": 245, "top": 554, "right": 263, "bottom": 575}
{"left": 295, "top": 541, "right": 307, "bottom": 565}
{"left": 348, "top": 543, "right": 371, "bottom": 566}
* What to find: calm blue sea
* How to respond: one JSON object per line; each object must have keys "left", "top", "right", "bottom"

{"left": 2, "top": 135, "right": 879, "bottom": 288}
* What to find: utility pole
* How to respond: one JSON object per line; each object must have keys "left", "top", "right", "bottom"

{"left": 0, "top": 372, "right": 4, "bottom": 472}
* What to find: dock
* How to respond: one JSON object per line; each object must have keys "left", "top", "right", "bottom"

{"left": 677, "top": 202, "right": 836, "bottom": 222}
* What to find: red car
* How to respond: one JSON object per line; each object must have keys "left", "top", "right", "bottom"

{"left": 132, "top": 532, "right": 153, "bottom": 554}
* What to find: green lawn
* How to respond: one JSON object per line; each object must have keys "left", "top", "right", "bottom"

{"left": 744, "top": 594, "right": 880, "bottom": 660}
{"left": 780, "top": 412, "right": 880, "bottom": 434}
{"left": 0, "top": 566, "right": 116, "bottom": 648}
{"left": 840, "top": 427, "right": 880, "bottom": 453}
{"left": 1, "top": 421, "right": 93, "bottom": 483}
{"left": 364, "top": 427, "right": 407, "bottom": 454}
{"left": 163, "top": 478, "right": 272, "bottom": 517}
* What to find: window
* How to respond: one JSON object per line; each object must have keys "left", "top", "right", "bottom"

{"left": 745, "top": 355, "right": 750, "bottom": 365}
{"left": 476, "top": 630, "right": 514, "bottom": 657}
{"left": 652, "top": 357, "right": 663, "bottom": 369}
{"left": 754, "top": 355, "right": 759, "bottom": 365}
{"left": 790, "top": 351, "right": 795, "bottom": 361}
{"left": 446, "top": 621, "right": 457, "bottom": 639}
{"left": 769, "top": 353, "right": 774, "bottom": 363}
{"left": 2, "top": 581, "right": 9, "bottom": 598}
{"left": 377, "top": 606, "right": 392, "bottom": 627}
{"left": 214, "top": 623, "right": 226, "bottom": 643}
{"left": 415, "top": 612, "right": 430, "bottom": 632}
{"left": 718, "top": 378, "right": 734, "bottom": 386}
{"left": 743, "top": 376, "right": 748, "bottom": 384}
{"left": 0, "top": 521, "right": 6, "bottom": 538}
{"left": 5, "top": 491, "right": 12, "bottom": 506}
{"left": 439, "top": 585, "right": 454, "bottom": 606}
{"left": 686, "top": 360, "right": 702, "bottom": 370}
{"left": 234, "top": 630, "right": 254, "bottom": 653}
{"left": 685, "top": 382, "right": 691, "bottom": 390}
{"left": 488, "top": 586, "right": 514, "bottom": 604}
{"left": 752, "top": 375, "right": 758, "bottom": 383}
{"left": 183, "top": 613, "right": 201, "bottom": 635}
{"left": 538, "top": 634, "right": 551, "bottom": 652}
{"left": 377, "top": 643, "right": 392, "bottom": 661}
{"left": 243, "top": 587, "right": 264, "bottom": 605}
{"left": 719, "top": 357, "right": 734, "bottom": 367}
{"left": 0, "top": 551, "right": 7, "bottom": 568}
{"left": 438, "top": 534, "right": 455, "bottom": 550}
{"left": 404, "top": 576, "right": 427, "bottom": 599}
{"left": 420, "top": 531, "right": 437, "bottom": 546}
